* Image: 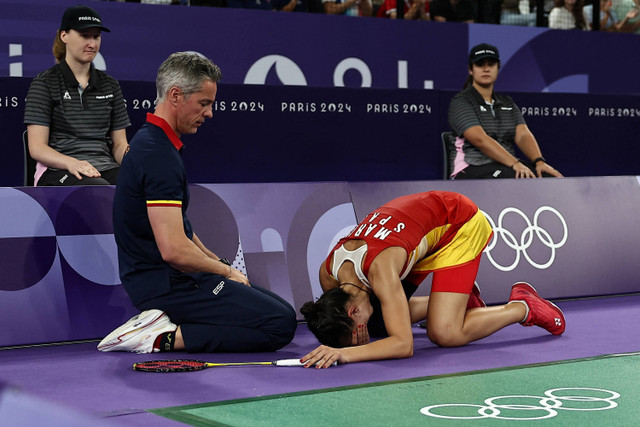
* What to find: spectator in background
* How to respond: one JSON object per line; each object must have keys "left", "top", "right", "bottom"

{"left": 430, "top": 0, "right": 474, "bottom": 22}
{"left": 548, "top": 0, "right": 588, "bottom": 29}
{"left": 614, "top": 0, "right": 640, "bottom": 33}
{"left": 501, "top": 0, "right": 537, "bottom": 26}
{"left": 273, "top": 0, "right": 309, "bottom": 11}
{"left": 376, "top": 0, "right": 430, "bottom": 19}
{"left": 447, "top": 43, "right": 562, "bottom": 180}
{"left": 322, "top": 0, "right": 372, "bottom": 16}
{"left": 584, "top": 0, "right": 621, "bottom": 30}
{"left": 23, "top": 5, "right": 130, "bottom": 186}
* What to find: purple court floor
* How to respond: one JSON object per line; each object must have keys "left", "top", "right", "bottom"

{"left": 1, "top": 294, "right": 638, "bottom": 426}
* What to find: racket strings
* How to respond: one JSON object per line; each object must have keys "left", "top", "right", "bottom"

{"left": 132, "top": 358, "right": 307, "bottom": 372}
{"left": 134, "top": 359, "right": 207, "bottom": 372}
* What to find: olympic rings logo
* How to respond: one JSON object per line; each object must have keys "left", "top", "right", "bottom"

{"left": 420, "top": 387, "right": 620, "bottom": 420}
{"left": 482, "top": 206, "right": 568, "bottom": 272}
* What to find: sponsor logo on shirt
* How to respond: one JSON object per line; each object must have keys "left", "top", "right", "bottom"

{"left": 95, "top": 94, "right": 114, "bottom": 100}
{"left": 213, "top": 281, "right": 225, "bottom": 295}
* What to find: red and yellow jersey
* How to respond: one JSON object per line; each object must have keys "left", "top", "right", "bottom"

{"left": 325, "top": 191, "right": 492, "bottom": 285}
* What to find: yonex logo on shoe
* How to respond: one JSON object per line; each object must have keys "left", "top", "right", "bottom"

{"left": 213, "top": 281, "right": 225, "bottom": 295}
{"left": 555, "top": 318, "right": 562, "bottom": 326}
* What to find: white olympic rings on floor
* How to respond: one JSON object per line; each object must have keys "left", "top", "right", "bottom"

{"left": 420, "top": 387, "right": 620, "bottom": 421}
{"left": 482, "top": 206, "right": 568, "bottom": 271}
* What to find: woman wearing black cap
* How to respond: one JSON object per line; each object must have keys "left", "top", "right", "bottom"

{"left": 446, "top": 43, "right": 562, "bottom": 180}
{"left": 23, "top": 5, "right": 130, "bottom": 186}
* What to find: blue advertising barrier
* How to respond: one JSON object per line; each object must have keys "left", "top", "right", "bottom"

{"left": 1, "top": 176, "right": 639, "bottom": 347}
{"left": 2, "top": 77, "right": 639, "bottom": 188}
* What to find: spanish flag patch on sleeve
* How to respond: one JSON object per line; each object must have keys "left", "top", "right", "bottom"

{"left": 147, "top": 200, "right": 182, "bottom": 208}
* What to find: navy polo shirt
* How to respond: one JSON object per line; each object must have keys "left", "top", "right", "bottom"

{"left": 113, "top": 113, "right": 194, "bottom": 305}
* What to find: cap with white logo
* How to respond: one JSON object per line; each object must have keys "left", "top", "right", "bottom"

{"left": 60, "top": 5, "right": 110, "bottom": 32}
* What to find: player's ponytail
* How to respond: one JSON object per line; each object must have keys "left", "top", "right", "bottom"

{"left": 300, "top": 288, "right": 354, "bottom": 348}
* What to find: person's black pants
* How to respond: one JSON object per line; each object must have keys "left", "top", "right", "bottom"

{"left": 37, "top": 167, "right": 119, "bottom": 186}
{"left": 137, "top": 273, "right": 297, "bottom": 353}
{"left": 454, "top": 162, "right": 552, "bottom": 179}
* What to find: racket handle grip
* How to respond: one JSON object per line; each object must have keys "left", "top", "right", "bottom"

{"left": 274, "top": 359, "right": 337, "bottom": 367}
{"left": 274, "top": 359, "right": 304, "bottom": 366}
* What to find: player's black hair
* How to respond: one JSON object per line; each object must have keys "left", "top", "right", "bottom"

{"left": 300, "top": 288, "right": 353, "bottom": 348}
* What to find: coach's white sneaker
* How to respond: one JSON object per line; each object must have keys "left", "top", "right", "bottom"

{"left": 97, "top": 309, "right": 177, "bottom": 353}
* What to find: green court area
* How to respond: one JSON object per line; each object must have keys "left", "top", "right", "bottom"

{"left": 152, "top": 353, "right": 640, "bottom": 426}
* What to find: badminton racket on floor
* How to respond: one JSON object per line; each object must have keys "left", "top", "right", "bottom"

{"left": 132, "top": 358, "right": 333, "bottom": 372}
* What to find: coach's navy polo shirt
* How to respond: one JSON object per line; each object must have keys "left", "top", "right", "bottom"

{"left": 113, "top": 113, "right": 194, "bottom": 306}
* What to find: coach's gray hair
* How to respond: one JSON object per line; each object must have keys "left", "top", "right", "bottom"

{"left": 156, "top": 52, "right": 222, "bottom": 103}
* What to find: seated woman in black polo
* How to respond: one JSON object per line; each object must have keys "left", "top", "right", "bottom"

{"left": 447, "top": 43, "right": 562, "bottom": 180}
{"left": 23, "top": 5, "right": 130, "bottom": 186}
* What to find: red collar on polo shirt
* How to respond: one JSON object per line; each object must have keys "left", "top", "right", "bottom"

{"left": 145, "top": 113, "right": 183, "bottom": 151}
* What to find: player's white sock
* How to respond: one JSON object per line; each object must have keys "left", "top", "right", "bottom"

{"left": 507, "top": 300, "right": 530, "bottom": 323}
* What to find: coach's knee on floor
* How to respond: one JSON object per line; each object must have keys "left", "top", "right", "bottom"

{"left": 266, "top": 310, "right": 298, "bottom": 351}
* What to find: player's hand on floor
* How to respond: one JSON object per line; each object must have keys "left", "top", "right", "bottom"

{"left": 301, "top": 345, "right": 344, "bottom": 369}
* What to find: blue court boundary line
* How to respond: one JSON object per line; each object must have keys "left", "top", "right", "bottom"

{"left": 148, "top": 350, "right": 640, "bottom": 426}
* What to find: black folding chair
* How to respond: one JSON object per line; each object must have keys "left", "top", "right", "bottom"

{"left": 440, "top": 131, "right": 455, "bottom": 180}
{"left": 23, "top": 130, "right": 37, "bottom": 186}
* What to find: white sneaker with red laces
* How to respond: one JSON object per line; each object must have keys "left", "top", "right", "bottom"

{"left": 98, "top": 309, "right": 177, "bottom": 353}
